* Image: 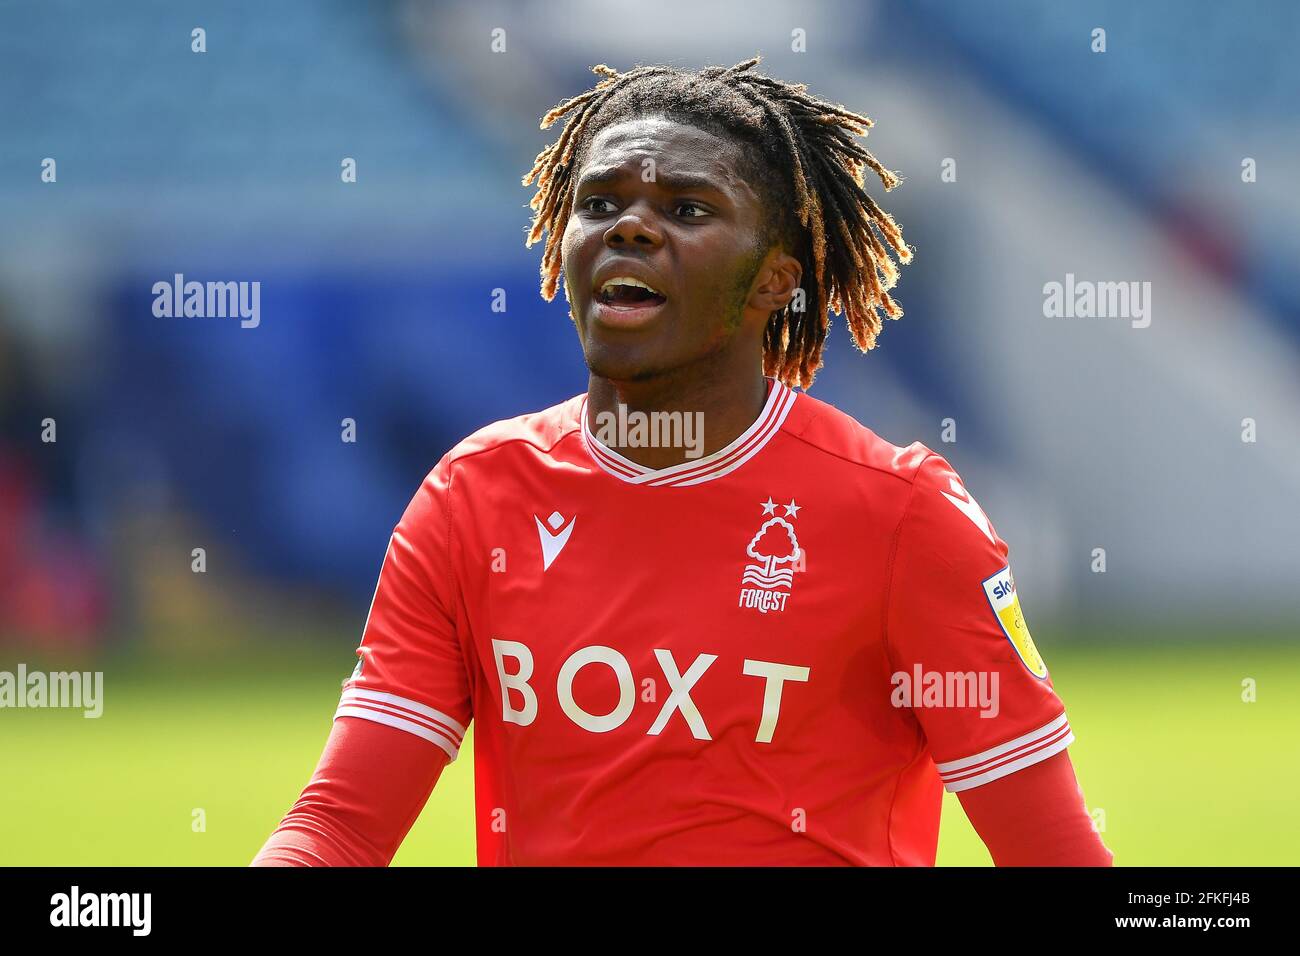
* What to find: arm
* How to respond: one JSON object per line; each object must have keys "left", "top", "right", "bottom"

{"left": 251, "top": 717, "right": 448, "bottom": 867}
{"left": 254, "top": 452, "right": 472, "bottom": 865}
{"left": 957, "top": 749, "right": 1113, "bottom": 866}
{"left": 885, "top": 450, "right": 1109, "bottom": 866}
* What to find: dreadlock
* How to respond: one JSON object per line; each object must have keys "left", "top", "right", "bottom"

{"left": 522, "top": 56, "right": 912, "bottom": 389}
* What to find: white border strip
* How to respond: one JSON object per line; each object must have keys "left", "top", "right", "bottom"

{"left": 936, "top": 712, "right": 1068, "bottom": 774}
{"left": 335, "top": 687, "right": 465, "bottom": 761}
{"left": 936, "top": 713, "right": 1074, "bottom": 792}
{"left": 663, "top": 385, "right": 796, "bottom": 487}
{"left": 580, "top": 378, "right": 795, "bottom": 487}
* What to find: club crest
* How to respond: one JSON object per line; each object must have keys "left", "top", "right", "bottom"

{"left": 738, "top": 497, "right": 804, "bottom": 614}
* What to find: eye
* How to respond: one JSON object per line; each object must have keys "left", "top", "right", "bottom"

{"left": 580, "top": 196, "right": 617, "bottom": 215}
{"left": 675, "top": 201, "right": 710, "bottom": 218}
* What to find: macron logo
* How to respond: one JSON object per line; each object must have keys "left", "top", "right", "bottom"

{"left": 535, "top": 511, "right": 576, "bottom": 571}
{"left": 940, "top": 478, "right": 995, "bottom": 544}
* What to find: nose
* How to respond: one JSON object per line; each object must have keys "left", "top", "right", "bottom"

{"left": 603, "top": 206, "right": 663, "bottom": 248}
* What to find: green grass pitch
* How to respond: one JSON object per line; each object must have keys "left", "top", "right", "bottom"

{"left": 2, "top": 641, "right": 1296, "bottom": 865}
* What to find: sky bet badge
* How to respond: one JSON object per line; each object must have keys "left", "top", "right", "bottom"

{"left": 982, "top": 566, "right": 1048, "bottom": 678}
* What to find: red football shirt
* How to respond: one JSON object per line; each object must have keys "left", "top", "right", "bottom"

{"left": 337, "top": 378, "right": 1075, "bottom": 865}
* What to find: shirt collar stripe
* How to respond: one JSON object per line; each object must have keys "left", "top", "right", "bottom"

{"left": 580, "top": 378, "right": 796, "bottom": 487}
{"left": 579, "top": 398, "right": 652, "bottom": 475}
{"left": 579, "top": 402, "right": 647, "bottom": 476}
{"left": 646, "top": 384, "right": 795, "bottom": 487}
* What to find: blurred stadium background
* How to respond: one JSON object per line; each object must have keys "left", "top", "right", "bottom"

{"left": 1, "top": 0, "right": 1297, "bottom": 865}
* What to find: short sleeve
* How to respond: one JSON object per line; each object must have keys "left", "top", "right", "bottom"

{"left": 885, "top": 451, "right": 1073, "bottom": 792}
{"left": 336, "top": 453, "right": 471, "bottom": 762}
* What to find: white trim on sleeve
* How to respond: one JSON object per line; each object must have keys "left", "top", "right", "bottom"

{"left": 334, "top": 687, "right": 466, "bottom": 762}
{"left": 935, "top": 712, "right": 1073, "bottom": 792}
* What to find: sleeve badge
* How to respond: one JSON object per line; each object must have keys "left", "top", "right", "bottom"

{"left": 982, "top": 566, "right": 1048, "bottom": 679}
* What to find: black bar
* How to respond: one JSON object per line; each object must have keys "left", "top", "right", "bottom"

{"left": 0, "top": 867, "right": 1284, "bottom": 941}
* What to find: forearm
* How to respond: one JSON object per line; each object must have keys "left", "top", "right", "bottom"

{"left": 956, "top": 750, "right": 1113, "bottom": 866}
{"left": 252, "top": 716, "right": 448, "bottom": 867}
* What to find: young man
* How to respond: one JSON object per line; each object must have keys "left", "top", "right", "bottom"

{"left": 254, "top": 59, "right": 1112, "bottom": 866}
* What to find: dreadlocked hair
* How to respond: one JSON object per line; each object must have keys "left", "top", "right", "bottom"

{"left": 522, "top": 56, "right": 912, "bottom": 389}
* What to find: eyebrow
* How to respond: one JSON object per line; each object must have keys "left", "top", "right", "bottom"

{"left": 575, "top": 166, "right": 726, "bottom": 194}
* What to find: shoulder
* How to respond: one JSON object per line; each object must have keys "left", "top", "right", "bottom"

{"left": 785, "top": 391, "right": 997, "bottom": 550}
{"left": 444, "top": 393, "right": 585, "bottom": 469}
{"left": 783, "top": 389, "right": 935, "bottom": 486}
{"left": 404, "top": 394, "right": 584, "bottom": 507}
{"left": 388, "top": 398, "right": 582, "bottom": 551}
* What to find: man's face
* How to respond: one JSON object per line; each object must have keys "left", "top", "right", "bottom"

{"left": 561, "top": 116, "right": 773, "bottom": 383}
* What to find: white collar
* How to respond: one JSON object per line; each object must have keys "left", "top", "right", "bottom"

{"left": 580, "top": 377, "right": 797, "bottom": 487}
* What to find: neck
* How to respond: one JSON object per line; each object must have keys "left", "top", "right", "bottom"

{"left": 585, "top": 357, "right": 769, "bottom": 470}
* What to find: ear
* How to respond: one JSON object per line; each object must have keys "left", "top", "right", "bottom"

{"left": 747, "top": 249, "right": 803, "bottom": 315}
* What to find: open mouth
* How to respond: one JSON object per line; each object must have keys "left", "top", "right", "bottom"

{"left": 596, "top": 276, "right": 668, "bottom": 309}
